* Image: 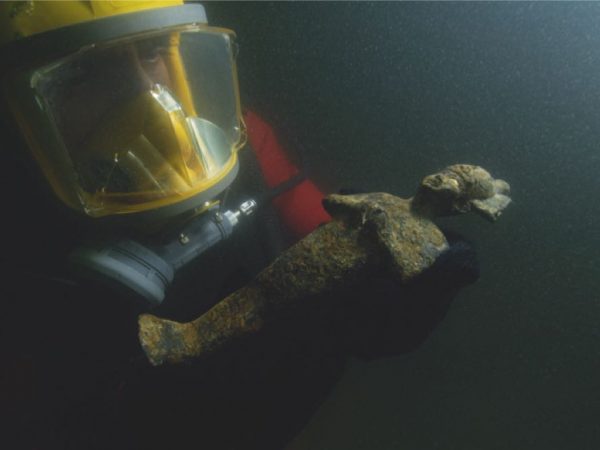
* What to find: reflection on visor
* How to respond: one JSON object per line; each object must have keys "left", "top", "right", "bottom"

{"left": 79, "top": 85, "right": 231, "bottom": 204}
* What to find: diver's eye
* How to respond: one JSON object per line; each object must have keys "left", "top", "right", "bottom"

{"left": 141, "top": 47, "right": 166, "bottom": 64}
{"left": 136, "top": 40, "right": 167, "bottom": 63}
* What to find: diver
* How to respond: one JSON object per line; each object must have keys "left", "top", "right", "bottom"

{"left": 0, "top": 2, "right": 479, "bottom": 449}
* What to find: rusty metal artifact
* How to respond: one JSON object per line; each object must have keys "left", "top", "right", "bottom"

{"left": 138, "top": 164, "right": 511, "bottom": 366}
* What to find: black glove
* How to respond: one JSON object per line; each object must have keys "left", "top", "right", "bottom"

{"left": 338, "top": 228, "right": 480, "bottom": 360}
{"left": 413, "top": 228, "right": 480, "bottom": 289}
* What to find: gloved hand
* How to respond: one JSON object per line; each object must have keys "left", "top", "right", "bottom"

{"left": 413, "top": 228, "right": 480, "bottom": 289}
{"left": 335, "top": 229, "right": 479, "bottom": 360}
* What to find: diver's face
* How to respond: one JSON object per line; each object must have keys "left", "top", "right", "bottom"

{"left": 131, "top": 38, "right": 173, "bottom": 88}
{"left": 39, "top": 37, "right": 173, "bottom": 152}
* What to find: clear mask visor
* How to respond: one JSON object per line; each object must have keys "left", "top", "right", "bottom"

{"left": 8, "top": 25, "right": 245, "bottom": 216}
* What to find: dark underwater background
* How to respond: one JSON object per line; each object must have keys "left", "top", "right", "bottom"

{"left": 206, "top": 2, "right": 600, "bottom": 449}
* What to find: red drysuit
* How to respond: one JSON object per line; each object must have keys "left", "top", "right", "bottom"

{"left": 244, "top": 110, "right": 331, "bottom": 239}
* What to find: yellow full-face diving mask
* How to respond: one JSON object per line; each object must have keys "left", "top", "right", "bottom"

{"left": 0, "top": 2, "right": 246, "bottom": 218}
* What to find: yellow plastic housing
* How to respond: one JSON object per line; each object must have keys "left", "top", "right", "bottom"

{"left": 0, "top": 0, "right": 183, "bottom": 45}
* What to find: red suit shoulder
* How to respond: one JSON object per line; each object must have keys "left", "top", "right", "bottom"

{"left": 243, "top": 110, "right": 331, "bottom": 239}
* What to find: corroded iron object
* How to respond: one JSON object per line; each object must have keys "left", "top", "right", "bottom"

{"left": 139, "top": 164, "right": 510, "bottom": 366}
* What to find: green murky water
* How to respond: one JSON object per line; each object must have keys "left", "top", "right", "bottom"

{"left": 206, "top": 3, "right": 600, "bottom": 449}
